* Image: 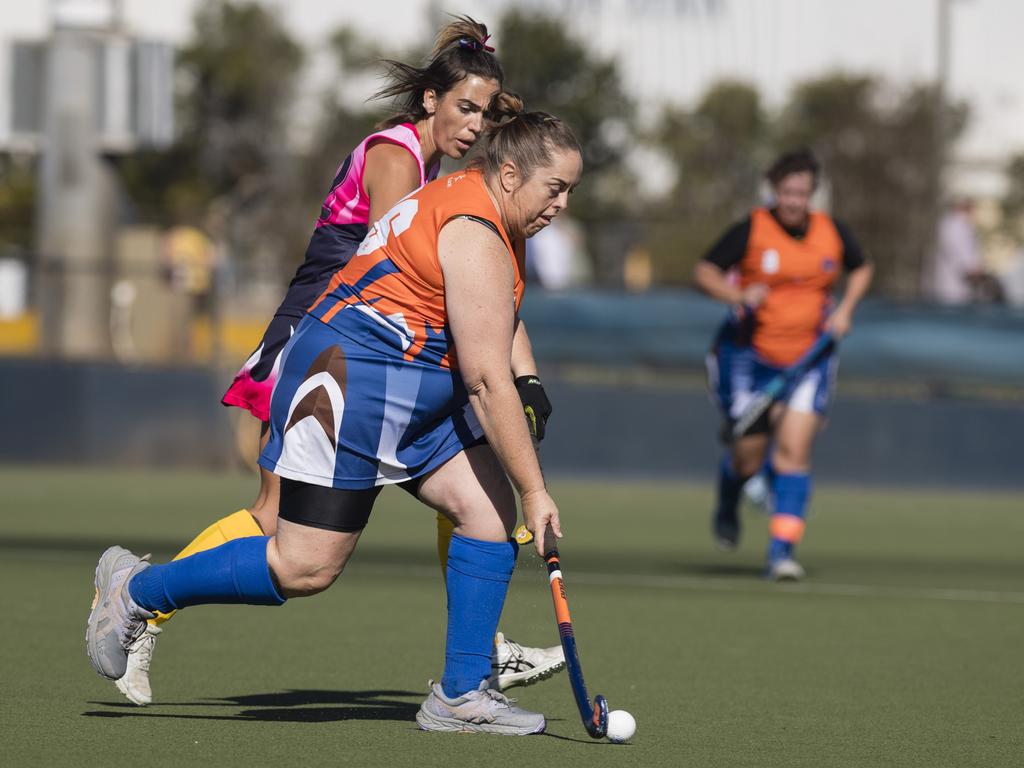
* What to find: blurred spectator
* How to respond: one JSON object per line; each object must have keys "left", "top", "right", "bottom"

{"left": 525, "top": 215, "right": 590, "bottom": 290}
{"left": 1001, "top": 247, "right": 1024, "bottom": 307}
{"left": 161, "top": 225, "right": 217, "bottom": 360}
{"left": 0, "top": 256, "right": 28, "bottom": 319}
{"left": 162, "top": 225, "right": 216, "bottom": 302}
{"left": 623, "top": 245, "right": 653, "bottom": 292}
{"left": 928, "top": 198, "right": 987, "bottom": 305}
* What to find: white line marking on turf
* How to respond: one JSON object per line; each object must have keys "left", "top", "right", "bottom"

{"left": 352, "top": 564, "right": 1024, "bottom": 606}
{"left": 11, "top": 545, "right": 1024, "bottom": 606}
{"left": 560, "top": 571, "right": 1024, "bottom": 605}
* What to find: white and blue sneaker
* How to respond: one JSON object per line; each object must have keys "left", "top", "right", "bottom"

{"left": 768, "top": 558, "right": 805, "bottom": 582}
{"left": 491, "top": 633, "right": 565, "bottom": 691}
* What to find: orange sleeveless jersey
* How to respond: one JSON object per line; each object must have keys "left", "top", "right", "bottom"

{"left": 308, "top": 169, "right": 525, "bottom": 369}
{"left": 739, "top": 207, "right": 843, "bottom": 366}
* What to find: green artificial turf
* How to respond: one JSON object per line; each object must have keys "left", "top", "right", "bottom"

{"left": 1, "top": 467, "right": 1022, "bottom": 767}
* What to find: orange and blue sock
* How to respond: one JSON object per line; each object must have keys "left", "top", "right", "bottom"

{"left": 441, "top": 534, "right": 517, "bottom": 698}
{"left": 767, "top": 470, "right": 810, "bottom": 562}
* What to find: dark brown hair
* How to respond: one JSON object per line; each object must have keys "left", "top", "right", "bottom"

{"left": 374, "top": 17, "right": 504, "bottom": 127}
{"left": 766, "top": 148, "right": 820, "bottom": 187}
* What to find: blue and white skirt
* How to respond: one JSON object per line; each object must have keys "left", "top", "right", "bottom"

{"left": 259, "top": 313, "right": 484, "bottom": 489}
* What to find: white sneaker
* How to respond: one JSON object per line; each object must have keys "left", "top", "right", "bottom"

{"left": 768, "top": 558, "right": 806, "bottom": 581}
{"left": 416, "top": 679, "right": 546, "bottom": 735}
{"left": 491, "top": 632, "right": 565, "bottom": 691}
{"left": 115, "top": 624, "right": 161, "bottom": 705}
{"left": 743, "top": 472, "right": 772, "bottom": 513}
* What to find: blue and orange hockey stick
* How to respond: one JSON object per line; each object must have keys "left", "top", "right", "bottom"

{"left": 542, "top": 523, "right": 609, "bottom": 739}
{"left": 730, "top": 332, "right": 836, "bottom": 439}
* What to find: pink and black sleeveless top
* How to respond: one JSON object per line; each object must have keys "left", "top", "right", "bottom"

{"left": 283, "top": 123, "right": 440, "bottom": 308}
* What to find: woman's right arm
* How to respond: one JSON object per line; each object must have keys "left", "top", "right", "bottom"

{"left": 693, "top": 219, "right": 767, "bottom": 308}
{"left": 694, "top": 261, "right": 768, "bottom": 308}
{"left": 439, "top": 218, "right": 560, "bottom": 555}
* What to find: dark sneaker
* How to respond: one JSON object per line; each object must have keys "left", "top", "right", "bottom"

{"left": 713, "top": 511, "right": 741, "bottom": 551}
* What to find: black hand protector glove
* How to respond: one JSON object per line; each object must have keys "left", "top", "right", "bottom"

{"left": 515, "top": 375, "right": 553, "bottom": 441}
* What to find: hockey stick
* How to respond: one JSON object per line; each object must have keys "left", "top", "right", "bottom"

{"left": 517, "top": 404, "right": 610, "bottom": 738}
{"left": 730, "top": 332, "right": 835, "bottom": 439}
{"left": 542, "top": 522, "right": 609, "bottom": 739}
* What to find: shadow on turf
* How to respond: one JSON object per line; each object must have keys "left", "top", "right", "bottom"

{"left": 83, "top": 689, "right": 421, "bottom": 723}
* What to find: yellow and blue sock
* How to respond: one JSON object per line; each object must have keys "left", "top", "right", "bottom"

{"left": 436, "top": 512, "right": 455, "bottom": 573}
{"left": 128, "top": 536, "right": 285, "bottom": 612}
{"left": 767, "top": 470, "right": 810, "bottom": 562}
{"left": 149, "top": 510, "right": 264, "bottom": 626}
{"left": 441, "top": 534, "right": 517, "bottom": 698}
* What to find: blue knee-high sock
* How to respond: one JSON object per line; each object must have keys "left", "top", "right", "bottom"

{"left": 716, "top": 454, "right": 745, "bottom": 523}
{"left": 441, "top": 534, "right": 517, "bottom": 699}
{"left": 128, "top": 536, "right": 285, "bottom": 612}
{"left": 767, "top": 471, "right": 811, "bottom": 562}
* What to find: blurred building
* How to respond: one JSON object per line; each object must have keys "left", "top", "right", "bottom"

{"left": 0, "top": 0, "right": 172, "bottom": 357}
{"left": 5, "top": 0, "right": 1021, "bottom": 168}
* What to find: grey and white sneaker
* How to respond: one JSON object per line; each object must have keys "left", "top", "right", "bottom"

{"left": 115, "top": 624, "right": 161, "bottom": 705}
{"left": 492, "top": 632, "right": 565, "bottom": 691}
{"left": 86, "top": 546, "right": 155, "bottom": 680}
{"left": 768, "top": 558, "right": 806, "bottom": 582}
{"left": 742, "top": 472, "right": 772, "bottom": 514}
{"left": 416, "top": 679, "right": 546, "bottom": 735}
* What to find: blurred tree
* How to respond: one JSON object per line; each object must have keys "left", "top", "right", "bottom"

{"left": 646, "top": 74, "right": 967, "bottom": 296}
{"left": 777, "top": 73, "right": 967, "bottom": 297}
{"left": 1000, "top": 152, "right": 1024, "bottom": 240}
{"left": 0, "top": 158, "right": 36, "bottom": 250}
{"left": 498, "top": 10, "right": 639, "bottom": 283}
{"left": 646, "top": 81, "right": 769, "bottom": 285}
{"left": 298, "top": 26, "right": 390, "bottom": 215}
{"left": 119, "top": 1, "right": 305, "bottom": 283}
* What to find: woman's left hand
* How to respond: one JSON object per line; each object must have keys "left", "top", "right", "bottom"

{"left": 522, "top": 489, "right": 561, "bottom": 557}
{"left": 825, "top": 307, "right": 854, "bottom": 339}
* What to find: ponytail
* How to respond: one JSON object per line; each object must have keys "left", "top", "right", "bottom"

{"left": 470, "top": 110, "right": 582, "bottom": 182}
{"left": 374, "top": 16, "right": 504, "bottom": 128}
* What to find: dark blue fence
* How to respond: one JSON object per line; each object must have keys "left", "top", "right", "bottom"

{"left": 520, "top": 290, "right": 1024, "bottom": 388}
{"left": 2, "top": 291, "right": 1022, "bottom": 487}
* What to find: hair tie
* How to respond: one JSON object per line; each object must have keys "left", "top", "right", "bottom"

{"left": 458, "top": 35, "right": 495, "bottom": 53}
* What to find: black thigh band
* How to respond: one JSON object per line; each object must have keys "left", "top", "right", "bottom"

{"left": 720, "top": 410, "right": 772, "bottom": 443}
{"left": 278, "top": 478, "right": 382, "bottom": 533}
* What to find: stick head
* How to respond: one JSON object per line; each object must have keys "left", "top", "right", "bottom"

{"left": 585, "top": 694, "right": 609, "bottom": 738}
